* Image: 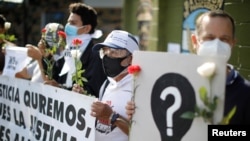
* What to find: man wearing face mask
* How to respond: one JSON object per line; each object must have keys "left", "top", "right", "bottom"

{"left": 88, "top": 30, "right": 139, "bottom": 141}
{"left": 45, "top": 3, "right": 106, "bottom": 97}
{"left": 191, "top": 10, "right": 250, "bottom": 124}
{"left": 126, "top": 10, "right": 250, "bottom": 125}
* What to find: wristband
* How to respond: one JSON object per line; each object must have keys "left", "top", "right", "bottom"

{"left": 110, "top": 113, "right": 120, "bottom": 125}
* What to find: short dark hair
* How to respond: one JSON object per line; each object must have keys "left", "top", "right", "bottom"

{"left": 69, "top": 3, "right": 97, "bottom": 34}
{"left": 0, "top": 14, "right": 6, "bottom": 29}
{"left": 196, "top": 10, "right": 235, "bottom": 37}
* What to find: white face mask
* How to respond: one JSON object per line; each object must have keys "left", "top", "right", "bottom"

{"left": 197, "top": 38, "right": 232, "bottom": 62}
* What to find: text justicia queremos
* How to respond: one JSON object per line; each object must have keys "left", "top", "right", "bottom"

{"left": 0, "top": 83, "right": 87, "bottom": 131}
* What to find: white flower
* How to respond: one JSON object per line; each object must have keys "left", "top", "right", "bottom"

{"left": 70, "top": 50, "right": 80, "bottom": 58}
{"left": 4, "top": 22, "right": 11, "bottom": 30}
{"left": 48, "top": 23, "right": 58, "bottom": 32}
{"left": 197, "top": 62, "right": 216, "bottom": 78}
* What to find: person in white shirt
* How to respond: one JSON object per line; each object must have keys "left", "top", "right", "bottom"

{"left": 73, "top": 30, "right": 139, "bottom": 141}
{"left": 15, "top": 23, "right": 64, "bottom": 83}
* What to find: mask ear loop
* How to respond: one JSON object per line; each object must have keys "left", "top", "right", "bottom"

{"left": 78, "top": 25, "right": 86, "bottom": 30}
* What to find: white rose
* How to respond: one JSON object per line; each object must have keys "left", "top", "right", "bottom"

{"left": 197, "top": 62, "right": 216, "bottom": 78}
{"left": 49, "top": 23, "right": 58, "bottom": 32}
{"left": 4, "top": 22, "right": 11, "bottom": 30}
{"left": 70, "top": 50, "right": 80, "bottom": 58}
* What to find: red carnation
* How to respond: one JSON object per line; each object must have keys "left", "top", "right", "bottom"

{"left": 58, "top": 31, "right": 66, "bottom": 39}
{"left": 72, "top": 38, "right": 82, "bottom": 48}
{"left": 41, "top": 28, "right": 46, "bottom": 33}
{"left": 128, "top": 65, "right": 141, "bottom": 75}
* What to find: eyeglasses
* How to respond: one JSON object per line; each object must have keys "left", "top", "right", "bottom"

{"left": 99, "top": 47, "right": 130, "bottom": 59}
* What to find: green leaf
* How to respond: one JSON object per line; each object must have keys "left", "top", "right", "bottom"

{"left": 51, "top": 46, "right": 57, "bottom": 54}
{"left": 81, "top": 77, "right": 88, "bottom": 82}
{"left": 77, "top": 70, "right": 84, "bottom": 75}
{"left": 76, "top": 60, "right": 82, "bottom": 69}
{"left": 77, "top": 80, "right": 83, "bottom": 87}
{"left": 180, "top": 111, "right": 196, "bottom": 119}
{"left": 208, "top": 96, "right": 218, "bottom": 111}
{"left": 220, "top": 106, "right": 237, "bottom": 125}
{"left": 72, "top": 56, "right": 89, "bottom": 95}
{"left": 0, "top": 34, "right": 5, "bottom": 39}
{"left": 195, "top": 105, "right": 203, "bottom": 116}
{"left": 8, "top": 35, "right": 17, "bottom": 41}
{"left": 0, "top": 34, "right": 17, "bottom": 41}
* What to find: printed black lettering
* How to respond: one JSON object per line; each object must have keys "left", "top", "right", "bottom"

{"left": 13, "top": 109, "right": 26, "bottom": 129}
{"left": 0, "top": 84, "right": 20, "bottom": 103}
{"left": 47, "top": 97, "right": 53, "bottom": 117}
{"left": 0, "top": 103, "right": 11, "bottom": 121}
{"left": 65, "top": 105, "right": 76, "bottom": 126}
{"left": 35, "top": 120, "right": 42, "bottom": 140}
{"left": 53, "top": 100, "right": 64, "bottom": 122}
{"left": 39, "top": 94, "right": 46, "bottom": 114}
{"left": 76, "top": 108, "right": 86, "bottom": 131}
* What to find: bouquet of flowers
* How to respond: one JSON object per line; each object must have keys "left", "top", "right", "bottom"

{"left": 41, "top": 27, "right": 66, "bottom": 80}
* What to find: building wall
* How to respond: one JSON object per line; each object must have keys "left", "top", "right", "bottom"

{"left": 224, "top": 0, "right": 250, "bottom": 80}
{"left": 156, "top": 0, "right": 250, "bottom": 80}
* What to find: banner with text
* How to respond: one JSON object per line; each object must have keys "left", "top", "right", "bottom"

{"left": 0, "top": 76, "right": 96, "bottom": 141}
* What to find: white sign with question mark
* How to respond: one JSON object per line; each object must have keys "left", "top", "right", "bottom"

{"left": 129, "top": 51, "right": 226, "bottom": 141}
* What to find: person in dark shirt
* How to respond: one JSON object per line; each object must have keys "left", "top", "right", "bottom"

{"left": 126, "top": 10, "right": 250, "bottom": 125}
{"left": 191, "top": 10, "right": 250, "bottom": 124}
{"left": 44, "top": 3, "right": 106, "bottom": 98}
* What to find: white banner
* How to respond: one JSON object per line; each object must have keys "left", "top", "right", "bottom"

{"left": 0, "top": 76, "right": 96, "bottom": 141}
{"left": 129, "top": 51, "right": 227, "bottom": 141}
{"left": 2, "top": 46, "right": 32, "bottom": 78}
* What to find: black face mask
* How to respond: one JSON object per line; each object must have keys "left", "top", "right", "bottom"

{"left": 102, "top": 55, "right": 129, "bottom": 77}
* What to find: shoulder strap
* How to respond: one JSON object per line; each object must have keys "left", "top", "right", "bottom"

{"left": 99, "top": 79, "right": 110, "bottom": 101}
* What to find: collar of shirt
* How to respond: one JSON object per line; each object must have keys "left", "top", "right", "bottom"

{"left": 107, "top": 74, "right": 132, "bottom": 89}
{"left": 226, "top": 64, "right": 238, "bottom": 85}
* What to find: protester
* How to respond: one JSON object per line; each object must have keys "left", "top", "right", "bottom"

{"left": 15, "top": 23, "right": 64, "bottom": 83}
{"left": 0, "top": 14, "right": 12, "bottom": 74}
{"left": 126, "top": 10, "right": 250, "bottom": 125}
{"left": 84, "top": 30, "right": 139, "bottom": 141}
{"left": 45, "top": 2, "right": 106, "bottom": 97}
{"left": 192, "top": 10, "right": 250, "bottom": 124}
